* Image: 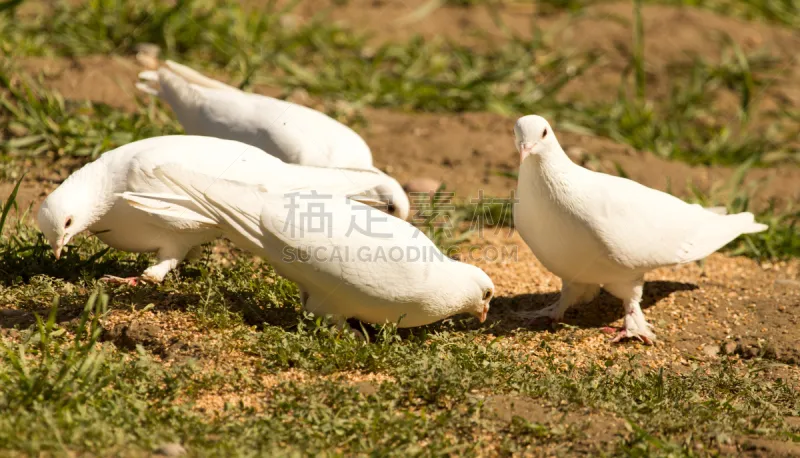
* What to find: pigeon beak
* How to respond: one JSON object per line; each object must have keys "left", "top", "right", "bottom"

{"left": 52, "top": 234, "right": 68, "bottom": 260}
{"left": 474, "top": 303, "right": 489, "bottom": 323}
{"left": 519, "top": 142, "right": 535, "bottom": 162}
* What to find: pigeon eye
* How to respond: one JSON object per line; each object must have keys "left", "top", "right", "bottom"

{"left": 542, "top": 128, "right": 548, "bottom": 139}
{"left": 387, "top": 203, "right": 396, "bottom": 214}
{"left": 64, "top": 217, "right": 73, "bottom": 229}
{"left": 482, "top": 289, "right": 492, "bottom": 301}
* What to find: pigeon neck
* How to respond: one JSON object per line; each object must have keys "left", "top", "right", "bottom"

{"left": 517, "top": 145, "right": 577, "bottom": 201}
{"left": 443, "top": 261, "right": 482, "bottom": 315}
{"left": 521, "top": 144, "right": 574, "bottom": 175}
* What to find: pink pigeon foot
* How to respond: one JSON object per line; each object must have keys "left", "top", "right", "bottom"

{"left": 601, "top": 326, "right": 653, "bottom": 345}
{"left": 100, "top": 275, "right": 140, "bottom": 287}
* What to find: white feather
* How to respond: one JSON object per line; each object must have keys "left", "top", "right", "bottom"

{"left": 136, "top": 59, "right": 410, "bottom": 220}
{"left": 512, "top": 115, "right": 768, "bottom": 343}
{"left": 118, "top": 163, "right": 495, "bottom": 328}
{"left": 38, "top": 135, "right": 392, "bottom": 283}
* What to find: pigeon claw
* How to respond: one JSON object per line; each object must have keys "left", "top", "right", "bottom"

{"left": 604, "top": 327, "right": 654, "bottom": 345}
{"left": 100, "top": 275, "right": 140, "bottom": 287}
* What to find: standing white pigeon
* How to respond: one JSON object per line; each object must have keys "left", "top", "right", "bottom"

{"left": 136, "top": 60, "right": 410, "bottom": 220}
{"left": 119, "top": 163, "right": 495, "bottom": 329}
{"left": 37, "top": 135, "right": 391, "bottom": 286}
{"left": 512, "top": 115, "right": 768, "bottom": 344}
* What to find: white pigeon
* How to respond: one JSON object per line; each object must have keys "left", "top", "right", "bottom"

{"left": 119, "top": 163, "right": 495, "bottom": 329}
{"left": 512, "top": 115, "right": 768, "bottom": 344}
{"left": 37, "top": 135, "right": 391, "bottom": 286}
{"left": 135, "top": 60, "right": 410, "bottom": 220}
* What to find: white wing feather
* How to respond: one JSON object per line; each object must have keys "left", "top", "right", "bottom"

{"left": 135, "top": 61, "right": 374, "bottom": 169}
{"left": 141, "top": 164, "right": 447, "bottom": 307}
{"left": 579, "top": 171, "right": 766, "bottom": 269}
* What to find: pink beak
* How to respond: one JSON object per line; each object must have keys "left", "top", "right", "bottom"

{"left": 479, "top": 305, "right": 488, "bottom": 323}
{"left": 519, "top": 142, "right": 534, "bottom": 162}
{"left": 53, "top": 235, "right": 66, "bottom": 260}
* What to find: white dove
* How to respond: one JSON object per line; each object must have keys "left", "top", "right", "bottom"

{"left": 119, "top": 163, "right": 495, "bottom": 329}
{"left": 512, "top": 115, "right": 768, "bottom": 344}
{"left": 37, "top": 135, "right": 391, "bottom": 286}
{"left": 136, "top": 60, "right": 410, "bottom": 220}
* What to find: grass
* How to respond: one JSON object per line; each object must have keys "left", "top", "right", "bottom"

{"left": 0, "top": 246, "right": 798, "bottom": 455}
{"left": 0, "top": 0, "right": 798, "bottom": 455}
{"left": 675, "top": 159, "right": 799, "bottom": 259}
{"left": 0, "top": 61, "right": 181, "bottom": 159}
{"left": 443, "top": 0, "right": 800, "bottom": 27}
{"left": 0, "top": 269, "right": 798, "bottom": 455}
{"left": 1, "top": 0, "right": 797, "bottom": 166}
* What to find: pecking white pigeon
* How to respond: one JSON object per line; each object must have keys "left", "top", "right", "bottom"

{"left": 136, "top": 60, "right": 410, "bottom": 220}
{"left": 512, "top": 115, "right": 768, "bottom": 344}
{"left": 37, "top": 135, "right": 392, "bottom": 286}
{"left": 119, "top": 163, "right": 495, "bottom": 329}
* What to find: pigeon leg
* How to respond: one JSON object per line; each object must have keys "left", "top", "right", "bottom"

{"left": 141, "top": 245, "right": 191, "bottom": 283}
{"left": 579, "top": 284, "right": 601, "bottom": 303}
{"left": 185, "top": 245, "right": 205, "bottom": 262}
{"left": 298, "top": 288, "right": 310, "bottom": 307}
{"left": 303, "top": 293, "right": 366, "bottom": 341}
{"left": 520, "top": 281, "right": 596, "bottom": 323}
{"left": 602, "top": 279, "right": 655, "bottom": 345}
{"left": 331, "top": 316, "right": 368, "bottom": 342}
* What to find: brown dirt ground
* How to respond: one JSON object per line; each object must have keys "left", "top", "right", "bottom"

{"left": 3, "top": 1, "right": 800, "bottom": 454}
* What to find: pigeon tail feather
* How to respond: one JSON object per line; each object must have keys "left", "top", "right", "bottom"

{"left": 677, "top": 212, "right": 767, "bottom": 263}
{"left": 163, "top": 60, "right": 239, "bottom": 92}
{"left": 149, "top": 67, "right": 207, "bottom": 125}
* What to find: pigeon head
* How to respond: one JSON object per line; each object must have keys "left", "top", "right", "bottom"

{"left": 514, "top": 115, "right": 558, "bottom": 162}
{"left": 37, "top": 192, "right": 80, "bottom": 260}
{"left": 457, "top": 262, "right": 495, "bottom": 323}
{"left": 37, "top": 169, "right": 109, "bottom": 260}
{"left": 372, "top": 178, "right": 411, "bottom": 221}
{"left": 386, "top": 195, "right": 410, "bottom": 221}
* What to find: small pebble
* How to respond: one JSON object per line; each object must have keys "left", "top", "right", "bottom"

{"left": 135, "top": 42, "right": 161, "bottom": 58}
{"left": 279, "top": 14, "right": 300, "bottom": 30}
{"left": 702, "top": 344, "right": 720, "bottom": 358}
{"left": 153, "top": 443, "right": 186, "bottom": 457}
{"left": 135, "top": 43, "right": 161, "bottom": 70}
{"left": 403, "top": 178, "right": 441, "bottom": 196}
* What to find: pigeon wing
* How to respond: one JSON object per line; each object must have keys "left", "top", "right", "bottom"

{"left": 579, "top": 172, "right": 766, "bottom": 270}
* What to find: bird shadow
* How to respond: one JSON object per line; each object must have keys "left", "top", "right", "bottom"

{"left": 0, "top": 241, "right": 151, "bottom": 287}
{"left": 0, "top": 260, "right": 304, "bottom": 332}
{"left": 487, "top": 280, "right": 699, "bottom": 336}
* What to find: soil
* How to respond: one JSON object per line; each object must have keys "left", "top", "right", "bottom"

{"left": 2, "top": 1, "right": 800, "bottom": 454}
{"left": 480, "top": 394, "right": 628, "bottom": 454}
